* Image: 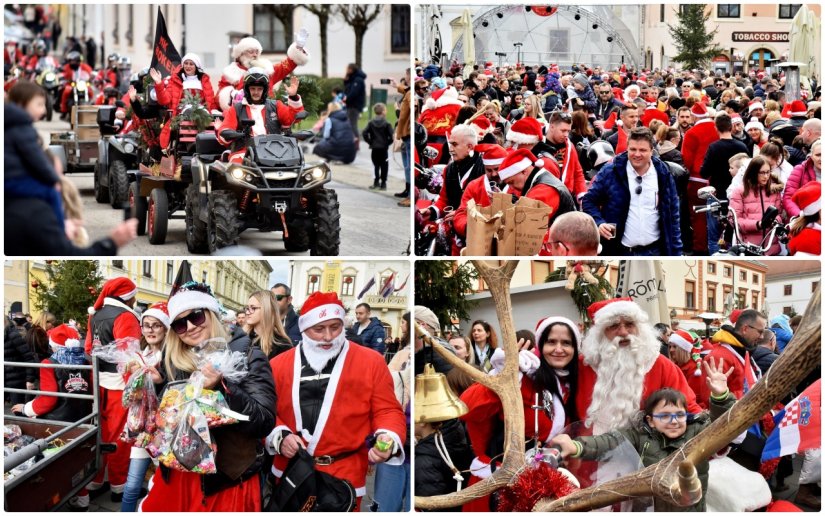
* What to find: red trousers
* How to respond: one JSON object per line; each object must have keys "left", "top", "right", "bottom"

{"left": 88, "top": 387, "right": 130, "bottom": 492}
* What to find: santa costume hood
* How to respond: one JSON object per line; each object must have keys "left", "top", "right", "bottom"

{"left": 222, "top": 36, "right": 310, "bottom": 87}
{"left": 421, "top": 87, "right": 463, "bottom": 113}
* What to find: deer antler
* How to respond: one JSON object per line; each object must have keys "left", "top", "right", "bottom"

{"left": 535, "top": 285, "right": 821, "bottom": 511}
{"left": 414, "top": 260, "right": 525, "bottom": 511}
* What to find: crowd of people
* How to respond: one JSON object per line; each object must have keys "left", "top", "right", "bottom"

{"left": 413, "top": 298, "right": 821, "bottom": 511}
{"left": 413, "top": 59, "right": 822, "bottom": 256}
{"left": 4, "top": 276, "right": 412, "bottom": 511}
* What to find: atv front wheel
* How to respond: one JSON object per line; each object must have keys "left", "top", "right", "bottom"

{"left": 129, "top": 181, "right": 147, "bottom": 235}
{"left": 185, "top": 184, "right": 208, "bottom": 253}
{"left": 94, "top": 162, "right": 110, "bottom": 203}
{"left": 147, "top": 188, "right": 169, "bottom": 245}
{"left": 310, "top": 189, "right": 341, "bottom": 256}
{"left": 109, "top": 160, "right": 129, "bottom": 208}
{"left": 207, "top": 190, "right": 241, "bottom": 253}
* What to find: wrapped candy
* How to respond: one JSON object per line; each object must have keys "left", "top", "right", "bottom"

{"left": 4, "top": 425, "right": 22, "bottom": 444}
{"left": 90, "top": 337, "right": 143, "bottom": 374}
{"left": 194, "top": 338, "right": 248, "bottom": 382}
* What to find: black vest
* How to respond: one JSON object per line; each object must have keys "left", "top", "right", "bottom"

{"left": 43, "top": 359, "right": 93, "bottom": 422}
{"left": 235, "top": 101, "right": 282, "bottom": 137}
{"left": 298, "top": 347, "right": 334, "bottom": 436}
{"left": 90, "top": 303, "right": 138, "bottom": 373}
{"left": 524, "top": 168, "right": 577, "bottom": 216}
{"left": 444, "top": 153, "right": 485, "bottom": 211}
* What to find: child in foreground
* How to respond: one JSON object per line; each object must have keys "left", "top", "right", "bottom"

{"left": 551, "top": 358, "right": 736, "bottom": 512}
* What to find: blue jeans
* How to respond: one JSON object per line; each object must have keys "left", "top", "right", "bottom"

{"left": 707, "top": 198, "right": 722, "bottom": 255}
{"left": 120, "top": 456, "right": 150, "bottom": 512}
{"left": 370, "top": 461, "right": 410, "bottom": 512}
{"left": 401, "top": 137, "right": 411, "bottom": 183}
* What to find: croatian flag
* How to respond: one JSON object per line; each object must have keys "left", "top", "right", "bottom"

{"left": 761, "top": 379, "right": 821, "bottom": 461}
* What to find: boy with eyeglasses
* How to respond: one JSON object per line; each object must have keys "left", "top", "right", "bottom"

{"left": 551, "top": 365, "right": 735, "bottom": 512}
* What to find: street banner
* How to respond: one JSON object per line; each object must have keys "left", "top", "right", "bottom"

{"left": 616, "top": 260, "right": 670, "bottom": 325}
{"left": 150, "top": 7, "right": 181, "bottom": 78}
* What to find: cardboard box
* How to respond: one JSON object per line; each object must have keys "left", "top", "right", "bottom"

{"left": 464, "top": 192, "right": 552, "bottom": 256}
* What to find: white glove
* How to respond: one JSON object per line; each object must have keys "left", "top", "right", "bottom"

{"left": 488, "top": 348, "right": 505, "bottom": 376}
{"left": 518, "top": 349, "right": 540, "bottom": 376}
{"left": 470, "top": 457, "right": 492, "bottom": 479}
{"left": 295, "top": 28, "right": 309, "bottom": 49}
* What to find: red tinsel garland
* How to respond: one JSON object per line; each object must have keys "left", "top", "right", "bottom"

{"left": 496, "top": 463, "right": 579, "bottom": 512}
{"left": 758, "top": 402, "right": 785, "bottom": 479}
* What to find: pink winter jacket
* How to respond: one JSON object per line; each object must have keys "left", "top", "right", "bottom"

{"left": 729, "top": 180, "right": 784, "bottom": 255}
{"left": 783, "top": 158, "right": 820, "bottom": 217}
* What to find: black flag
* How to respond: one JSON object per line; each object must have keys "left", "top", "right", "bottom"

{"left": 150, "top": 7, "right": 181, "bottom": 78}
{"left": 169, "top": 260, "right": 193, "bottom": 299}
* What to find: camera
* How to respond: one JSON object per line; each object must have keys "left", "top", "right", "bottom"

{"left": 379, "top": 78, "right": 392, "bottom": 85}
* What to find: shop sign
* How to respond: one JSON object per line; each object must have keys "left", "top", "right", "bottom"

{"left": 732, "top": 32, "right": 789, "bottom": 42}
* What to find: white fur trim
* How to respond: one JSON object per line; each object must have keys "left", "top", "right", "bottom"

{"left": 222, "top": 62, "right": 245, "bottom": 87}
{"left": 265, "top": 424, "right": 293, "bottom": 455}
{"left": 748, "top": 102, "right": 764, "bottom": 112}
{"left": 23, "top": 400, "right": 37, "bottom": 417}
{"left": 286, "top": 42, "right": 309, "bottom": 67}
{"left": 217, "top": 86, "right": 235, "bottom": 111}
{"left": 535, "top": 317, "right": 582, "bottom": 348}
{"left": 470, "top": 457, "right": 492, "bottom": 479}
{"left": 591, "top": 300, "right": 648, "bottom": 326}
{"left": 271, "top": 465, "right": 285, "bottom": 478}
{"left": 232, "top": 37, "right": 262, "bottom": 60}
{"left": 483, "top": 156, "right": 504, "bottom": 166}
{"left": 498, "top": 157, "right": 533, "bottom": 180}
{"left": 141, "top": 308, "right": 170, "bottom": 329}
{"left": 167, "top": 290, "right": 221, "bottom": 322}
{"left": 298, "top": 304, "right": 346, "bottom": 332}
{"left": 181, "top": 53, "right": 202, "bottom": 71}
{"left": 287, "top": 96, "right": 303, "bottom": 110}
{"left": 49, "top": 337, "right": 82, "bottom": 349}
{"left": 705, "top": 456, "right": 771, "bottom": 511}
{"left": 422, "top": 87, "right": 463, "bottom": 112}
{"left": 669, "top": 333, "right": 693, "bottom": 353}
{"left": 505, "top": 130, "right": 540, "bottom": 145}
{"left": 802, "top": 198, "right": 821, "bottom": 216}
{"left": 249, "top": 57, "right": 275, "bottom": 77}
{"left": 790, "top": 110, "right": 807, "bottom": 117}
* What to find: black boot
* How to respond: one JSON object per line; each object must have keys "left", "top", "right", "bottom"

{"left": 369, "top": 178, "right": 380, "bottom": 190}
{"left": 394, "top": 183, "right": 410, "bottom": 198}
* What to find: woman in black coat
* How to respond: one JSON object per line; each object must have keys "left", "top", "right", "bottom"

{"left": 243, "top": 290, "right": 293, "bottom": 360}
{"left": 4, "top": 318, "right": 38, "bottom": 405}
{"left": 141, "top": 282, "right": 276, "bottom": 511}
{"left": 414, "top": 417, "right": 473, "bottom": 510}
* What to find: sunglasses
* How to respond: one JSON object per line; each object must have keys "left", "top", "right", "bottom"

{"left": 634, "top": 175, "right": 643, "bottom": 195}
{"left": 549, "top": 111, "right": 571, "bottom": 123}
{"left": 170, "top": 309, "right": 207, "bottom": 335}
{"left": 274, "top": 294, "right": 287, "bottom": 301}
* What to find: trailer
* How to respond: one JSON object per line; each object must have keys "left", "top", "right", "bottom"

{"left": 3, "top": 360, "right": 101, "bottom": 512}
{"left": 48, "top": 105, "right": 102, "bottom": 173}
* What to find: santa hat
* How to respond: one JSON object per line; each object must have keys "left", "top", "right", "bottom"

{"left": 729, "top": 309, "right": 743, "bottom": 325}
{"left": 748, "top": 101, "right": 764, "bottom": 113}
{"left": 181, "top": 53, "right": 203, "bottom": 71}
{"left": 730, "top": 115, "right": 743, "bottom": 125}
{"left": 232, "top": 37, "right": 263, "bottom": 60}
{"left": 497, "top": 148, "right": 542, "bottom": 180}
{"left": 48, "top": 324, "right": 82, "bottom": 349}
{"left": 469, "top": 116, "right": 493, "bottom": 138}
{"left": 535, "top": 316, "right": 582, "bottom": 348}
{"left": 168, "top": 282, "right": 222, "bottom": 322}
{"left": 298, "top": 291, "right": 346, "bottom": 332}
{"left": 788, "top": 99, "right": 807, "bottom": 117}
{"left": 792, "top": 181, "right": 821, "bottom": 217}
{"left": 745, "top": 118, "right": 764, "bottom": 132}
{"left": 141, "top": 301, "right": 171, "bottom": 329}
{"left": 422, "top": 86, "right": 463, "bottom": 112}
{"left": 506, "top": 117, "right": 543, "bottom": 145}
{"left": 475, "top": 143, "right": 507, "bottom": 166}
{"left": 89, "top": 277, "right": 137, "bottom": 315}
{"left": 586, "top": 297, "right": 648, "bottom": 325}
{"left": 669, "top": 329, "right": 703, "bottom": 376}
{"left": 690, "top": 102, "right": 708, "bottom": 118}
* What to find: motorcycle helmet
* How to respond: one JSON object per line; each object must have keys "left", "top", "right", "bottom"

{"left": 107, "top": 52, "right": 120, "bottom": 68}
{"left": 131, "top": 67, "right": 150, "bottom": 93}
{"left": 243, "top": 67, "right": 269, "bottom": 105}
{"left": 66, "top": 51, "right": 82, "bottom": 70}
{"left": 118, "top": 56, "right": 131, "bottom": 70}
{"left": 587, "top": 140, "right": 615, "bottom": 168}
{"left": 33, "top": 39, "right": 47, "bottom": 56}
{"left": 665, "top": 161, "right": 688, "bottom": 178}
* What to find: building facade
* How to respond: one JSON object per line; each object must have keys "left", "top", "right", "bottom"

{"left": 764, "top": 260, "right": 820, "bottom": 319}
{"left": 642, "top": 4, "right": 821, "bottom": 74}
{"left": 3, "top": 260, "right": 31, "bottom": 316}
{"left": 289, "top": 260, "right": 409, "bottom": 339}
{"left": 60, "top": 4, "right": 410, "bottom": 92}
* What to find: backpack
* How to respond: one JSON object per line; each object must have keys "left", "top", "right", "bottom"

{"left": 267, "top": 448, "right": 357, "bottom": 512}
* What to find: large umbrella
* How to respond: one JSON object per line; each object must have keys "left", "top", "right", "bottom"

{"left": 788, "top": 5, "right": 821, "bottom": 81}
{"left": 460, "top": 9, "right": 475, "bottom": 78}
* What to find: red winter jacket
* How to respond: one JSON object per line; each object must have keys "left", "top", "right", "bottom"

{"left": 682, "top": 119, "right": 719, "bottom": 178}
{"left": 155, "top": 66, "right": 218, "bottom": 113}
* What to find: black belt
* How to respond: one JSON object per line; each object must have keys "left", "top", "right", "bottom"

{"left": 313, "top": 448, "right": 359, "bottom": 466}
{"left": 621, "top": 242, "right": 659, "bottom": 254}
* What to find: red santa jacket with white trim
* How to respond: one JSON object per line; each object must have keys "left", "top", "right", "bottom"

{"left": 682, "top": 118, "right": 719, "bottom": 178}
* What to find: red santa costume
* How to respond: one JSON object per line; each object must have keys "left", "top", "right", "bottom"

{"left": 681, "top": 102, "right": 719, "bottom": 253}
{"left": 534, "top": 136, "right": 587, "bottom": 200}
{"left": 155, "top": 53, "right": 218, "bottom": 148}
{"left": 217, "top": 36, "right": 309, "bottom": 111}
{"left": 576, "top": 298, "right": 701, "bottom": 435}
{"left": 83, "top": 277, "right": 141, "bottom": 497}
{"left": 59, "top": 62, "right": 95, "bottom": 112}
{"left": 453, "top": 144, "right": 514, "bottom": 238}
{"left": 788, "top": 181, "right": 821, "bottom": 256}
{"left": 498, "top": 149, "right": 571, "bottom": 223}
{"left": 418, "top": 87, "right": 464, "bottom": 162}
{"left": 669, "top": 329, "right": 710, "bottom": 409}
{"left": 266, "top": 292, "right": 405, "bottom": 508}
{"left": 706, "top": 326, "right": 761, "bottom": 400}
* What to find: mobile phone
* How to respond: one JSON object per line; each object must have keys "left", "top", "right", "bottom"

{"left": 379, "top": 78, "right": 392, "bottom": 85}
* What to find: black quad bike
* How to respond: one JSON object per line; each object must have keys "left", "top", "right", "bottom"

{"left": 186, "top": 114, "right": 341, "bottom": 255}
{"left": 95, "top": 105, "right": 141, "bottom": 208}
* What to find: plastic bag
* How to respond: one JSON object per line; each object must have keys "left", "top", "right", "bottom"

{"left": 120, "top": 365, "right": 160, "bottom": 446}
{"left": 193, "top": 338, "right": 248, "bottom": 382}
{"left": 90, "top": 337, "right": 142, "bottom": 374}
{"left": 4, "top": 425, "right": 22, "bottom": 444}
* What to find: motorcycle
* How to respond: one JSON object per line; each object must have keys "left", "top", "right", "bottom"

{"left": 414, "top": 161, "right": 454, "bottom": 256}
{"left": 34, "top": 58, "right": 60, "bottom": 121}
{"left": 694, "top": 186, "right": 788, "bottom": 256}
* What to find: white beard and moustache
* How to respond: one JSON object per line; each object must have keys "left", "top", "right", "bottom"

{"left": 581, "top": 324, "right": 660, "bottom": 434}
{"left": 301, "top": 331, "right": 348, "bottom": 373}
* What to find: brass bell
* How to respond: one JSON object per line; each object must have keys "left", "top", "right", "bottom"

{"left": 414, "top": 363, "right": 468, "bottom": 423}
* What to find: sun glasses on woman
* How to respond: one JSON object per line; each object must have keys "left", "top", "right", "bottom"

{"left": 170, "top": 309, "right": 207, "bottom": 335}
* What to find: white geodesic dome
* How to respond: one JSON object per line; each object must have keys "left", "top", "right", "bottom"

{"left": 451, "top": 5, "right": 642, "bottom": 71}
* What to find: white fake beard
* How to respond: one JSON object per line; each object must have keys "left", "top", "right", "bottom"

{"left": 301, "top": 332, "right": 348, "bottom": 373}
{"left": 238, "top": 54, "right": 255, "bottom": 69}
{"left": 582, "top": 329, "right": 659, "bottom": 434}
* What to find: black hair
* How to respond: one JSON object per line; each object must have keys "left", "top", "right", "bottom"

{"left": 356, "top": 303, "right": 371, "bottom": 312}
{"left": 533, "top": 321, "right": 579, "bottom": 423}
{"left": 715, "top": 113, "right": 733, "bottom": 133}
{"left": 644, "top": 388, "right": 687, "bottom": 417}
{"left": 270, "top": 283, "right": 292, "bottom": 296}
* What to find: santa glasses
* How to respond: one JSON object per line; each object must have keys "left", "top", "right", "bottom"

{"left": 171, "top": 309, "right": 207, "bottom": 335}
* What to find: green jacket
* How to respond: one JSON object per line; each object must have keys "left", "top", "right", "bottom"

{"left": 573, "top": 392, "right": 736, "bottom": 512}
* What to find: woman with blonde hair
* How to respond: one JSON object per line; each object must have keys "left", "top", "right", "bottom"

{"left": 141, "top": 282, "right": 275, "bottom": 512}
{"left": 523, "top": 93, "right": 546, "bottom": 123}
{"left": 243, "top": 290, "right": 292, "bottom": 360}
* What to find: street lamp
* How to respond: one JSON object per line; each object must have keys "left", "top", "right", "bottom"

{"left": 513, "top": 42, "right": 523, "bottom": 66}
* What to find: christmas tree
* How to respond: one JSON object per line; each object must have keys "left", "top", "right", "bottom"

{"left": 414, "top": 261, "right": 478, "bottom": 333}
{"left": 31, "top": 261, "right": 104, "bottom": 326}
{"left": 667, "top": 5, "right": 722, "bottom": 70}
